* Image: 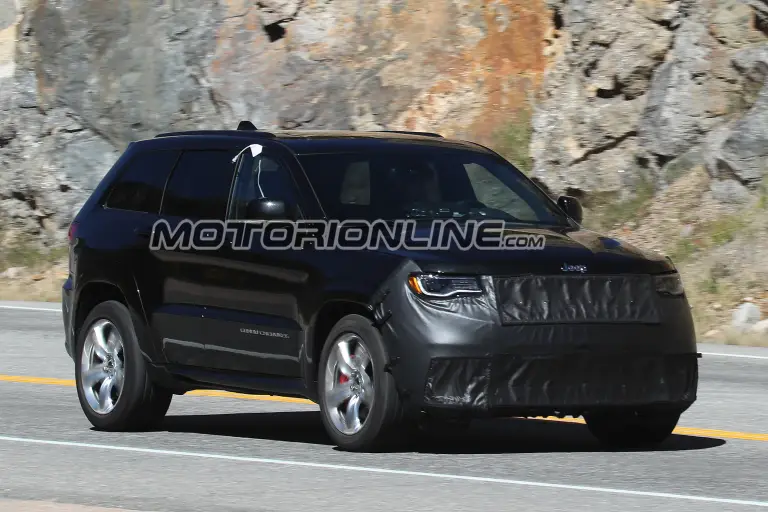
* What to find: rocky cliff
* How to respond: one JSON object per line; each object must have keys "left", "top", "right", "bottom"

{"left": 0, "top": 0, "right": 766, "bottom": 246}
{"left": 531, "top": 0, "right": 768, "bottom": 206}
{"left": 0, "top": 0, "right": 551, "bottom": 243}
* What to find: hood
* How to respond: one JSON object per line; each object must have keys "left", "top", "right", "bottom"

{"left": 373, "top": 225, "right": 674, "bottom": 276}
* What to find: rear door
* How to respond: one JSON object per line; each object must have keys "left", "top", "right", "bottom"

{"left": 150, "top": 146, "right": 240, "bottom": 367}
{"left": 99, "top": 148, "right": 181, "bottom": 361}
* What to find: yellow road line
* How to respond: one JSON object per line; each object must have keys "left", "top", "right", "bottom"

{"left": 0, "top": 375, "right": 75, "bottom": 386}
{"left": 0, "top": 374, "right": 313, "bottom": 404}
{"left": 531, "top": 416, "right": 768, "bottom": 442}
{"left": 186, "top": 389, "right": 313, "bottom": 404}
{"left": 673, "top": 426, "right": 768, "bottom": 442}
{"left": 2, "top": 374, "right": 767, "bottom": 442}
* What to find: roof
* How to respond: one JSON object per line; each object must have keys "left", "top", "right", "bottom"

{"left": 147, "top": 127, "right": 494, "bottom": 155}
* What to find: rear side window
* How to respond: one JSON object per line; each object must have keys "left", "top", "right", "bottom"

{"left": 161, "top": 150, "right": 238, "bottom": 220}
{"left": 104, "top": 150, "right": 180, "bottom": 213}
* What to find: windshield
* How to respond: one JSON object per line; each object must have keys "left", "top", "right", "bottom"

{"left": 296, "top": 147, "right": 570, "bottom": 226}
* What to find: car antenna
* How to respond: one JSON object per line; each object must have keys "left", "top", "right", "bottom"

{"left": 237, "top": 120, "right": 257, "bottom": 131}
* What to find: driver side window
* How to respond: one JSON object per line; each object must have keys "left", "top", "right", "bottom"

{"left": 464, "top": 163, "right": 538, "bottom": 221}
{"left": 229, "top": 153, "right": 300, "bottom": 220}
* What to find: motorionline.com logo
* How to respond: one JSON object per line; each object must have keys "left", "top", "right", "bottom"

{"left": 149, "top": 219, "right": 547, "bottom": 251}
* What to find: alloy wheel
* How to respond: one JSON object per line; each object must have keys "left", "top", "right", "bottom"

{"left": 323, "top": 333, "right": 375, "bottom": 435}
{"left": 80, "top": 319, "right": 125, "bottom": 415}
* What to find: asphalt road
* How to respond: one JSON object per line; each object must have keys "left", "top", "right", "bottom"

{"left": 1, "top": 301, "right": 767, "bottom": 512}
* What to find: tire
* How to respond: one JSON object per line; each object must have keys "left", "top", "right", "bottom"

{"left": 75, "top": 300, "right": 172, "bottom": 431}
{"left": 584, "top": 409, "right": 681, "bottom": 447}
{"left": 317, "top": 314, "right": 403, "bottom": 452}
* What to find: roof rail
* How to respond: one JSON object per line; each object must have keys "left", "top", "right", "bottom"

{"left": 375, "top": 130, "right": 444, "bottom": 138}
{"left": 154, "top": 130, "right": 276, "bottom": 138}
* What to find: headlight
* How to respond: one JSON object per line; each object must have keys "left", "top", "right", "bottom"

{"left": 407, "top": 273, "right": 483, "bottom": 299}
{"left": 654, "top": 272, "right": 685, "bottom": 296}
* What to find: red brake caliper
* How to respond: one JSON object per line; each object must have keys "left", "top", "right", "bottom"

{"left": 339, "top": 354, "right": 353, "bottom": 384}
{"left": 339, "top": 373, "right": 349, "bottom": 384}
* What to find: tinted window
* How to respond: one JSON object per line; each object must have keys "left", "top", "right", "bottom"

{"left": 464, "top": 163, "right": 539, "bottom": 220}
{"left": 161, "top": 150, "right": 237, "bottom": 219}
{"left": 229, "top": 153, "right": 300, "bottom": 219}
{"left": 297, "top": 148, "right": 569, "bottom": 225}
{"left": 104, "top": 150, "right": 180, "bottom": 213}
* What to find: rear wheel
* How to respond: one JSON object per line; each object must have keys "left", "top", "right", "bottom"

{"left": 75, "top": 300, "right": 172, "bottom": 431}
{"left": 584, "top": 409, "right": 681, "bottom": 447}
{"left": 318, "top": 314, "right": 403, "bottom": 452}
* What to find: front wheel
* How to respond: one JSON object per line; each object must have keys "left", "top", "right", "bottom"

{"left": 318, "top": 314, "right": 403, "bottom": 452}
{"left": 584, "top": 409, "right": 681, "bottom": 447}
{"left": 75, "top": 300, "right": 172, "bottom": 431}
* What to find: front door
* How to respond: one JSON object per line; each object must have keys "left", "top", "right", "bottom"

{"left": 199, "top": 144, "right": 316, "bottom": 378}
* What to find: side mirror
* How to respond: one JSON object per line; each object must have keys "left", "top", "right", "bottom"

{"left": 246, "top": 198, "right": 289, "bottom": 220}
{"left": 557, "top": 195, "right": 583, "bottom": 224}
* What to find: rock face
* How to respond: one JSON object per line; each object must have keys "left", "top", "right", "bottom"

{"left": 1, "top": 0, "right": 767, "bottom": 244}
{"left": 732, "top": 301, "right": 763, "bottom": 330}
{"left": 531, "top": 0, "right": 768, "bottom": 202}
{"left": 0, "top": 0, "right": 552, "bottom": 243}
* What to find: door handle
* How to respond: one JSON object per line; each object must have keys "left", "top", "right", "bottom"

{"left": 134, "top": 227, "right": 152, "bottom": 238}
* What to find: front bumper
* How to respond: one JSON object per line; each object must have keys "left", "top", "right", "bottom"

{"left": 422, "top": 352, "right": 698, "bottom": 415}
{"left": 372, "top": 262, "right": 700, "bottom": 417}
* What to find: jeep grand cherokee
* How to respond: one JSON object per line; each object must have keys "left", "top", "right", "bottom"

{"left": 62, "top": 123, "right": 699, "bottom": 451}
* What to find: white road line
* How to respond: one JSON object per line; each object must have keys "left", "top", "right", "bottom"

{"left": 0, "top": 435, "right": 767, "bottom": 507}
{"left": 0, "top": 305, "right": 61, "bottom": 312}
{"left": 700, "top": 352, "right": 768, "bottom": 361}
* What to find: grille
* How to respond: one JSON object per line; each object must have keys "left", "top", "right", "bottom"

{"left": 494, "top": 274, "right": 660, "bottom": 325}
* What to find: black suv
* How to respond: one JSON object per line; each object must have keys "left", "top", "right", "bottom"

{"left": 62, "top": 124, "right": 699, "bottom": 451}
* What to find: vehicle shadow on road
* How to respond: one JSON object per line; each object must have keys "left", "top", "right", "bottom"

{"left": 158, "top": 411, "right": 726, "bottom": 454}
